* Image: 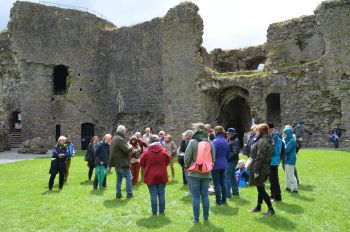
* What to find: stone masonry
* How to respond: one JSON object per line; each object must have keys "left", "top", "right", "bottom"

{"left": 0, "top": 0, "right": 349, "bottom": 148}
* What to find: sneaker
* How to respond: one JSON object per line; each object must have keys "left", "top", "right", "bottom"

{"left": 265, "top": 208, "right": 275, "bottom": 217}
{"left": 191, "top": 219, "right": 199, "bottom": 224}
{"left": 250, "top": 207, "right": 261, "bottom": 213}
{"left": 185, "top": 191, "right": 192, "bottom": 196}
{"left": 270, "top": 198, "right": 275, "bottom": 203}
{"left": 127, "top": 193, "right": 134, "bottom": 199}
{"left": 285, "top": 188, "right": 291, "bottom": 192}
{"left": 116, "top": 194, "right": 122, "bottom": 199}
{"left": 292, "top": 190, "right": 298, "bottom": 194}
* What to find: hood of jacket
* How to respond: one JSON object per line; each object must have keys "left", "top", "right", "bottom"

{"left": 193, "top": 129, "right": 208, "bottom": 142}
{"left": 283, "top": 128, "right": 293, "bottom": 140}
{"left": 147, "top": 143, "right": 164, "bottom": 153}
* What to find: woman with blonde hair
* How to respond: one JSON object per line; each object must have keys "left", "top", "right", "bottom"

{"left": 164, "top": 134, "right": 177, "bottom": 180}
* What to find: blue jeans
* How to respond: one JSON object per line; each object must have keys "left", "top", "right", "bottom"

{"left": 116, "top": 168, "right": 133, "bottom": 196}
{"left": 147, "top": 184, "right": 166, "bottom": 215}
{"left": 225, "top": 160, "right": 239, "bottom": 196}
{"left": 187, "top": 177, "right": 210, "bottom": 221}
{"left": 211, "top": 169, "right": 227, "bottom": 204}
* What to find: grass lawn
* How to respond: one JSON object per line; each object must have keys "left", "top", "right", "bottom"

{"left": 0, "top": 149, "right": 349, "bottom": 232}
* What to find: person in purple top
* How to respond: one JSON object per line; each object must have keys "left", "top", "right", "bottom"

{"left": 211, "top": 126, "right": 230, "bottom": 205}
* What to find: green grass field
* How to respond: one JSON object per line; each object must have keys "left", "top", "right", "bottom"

{"left": 0, "top": 149, "right": 349, "bottom": 232}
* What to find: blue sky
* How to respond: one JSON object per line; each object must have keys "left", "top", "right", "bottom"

{"left": 0, "top": 0, "right": 322, "bottom": 51}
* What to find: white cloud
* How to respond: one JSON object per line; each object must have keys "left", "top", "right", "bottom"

{"left": 0, "top": 0, "right": 322, "bottom": 51}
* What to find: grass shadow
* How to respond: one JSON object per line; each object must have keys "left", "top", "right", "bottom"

{"left": 298, "top": 184, "right": 315, "bottom": 192}
{"left": 80, "top": 180, "right": 92, "bottom": 186}
{"left": 289, "top": 193, "right": 315, "bottom": 202}
{"left": 103, "top": 199, "right": 128, "bottom": 208}
{"left": 188, "top": 221, "right": 224, "bottom": 232}
{"left": 90, "top": 189, "right": 104, "bottom": 196}
{"left": 179, "top": 195, "right": 192, "bottom": 203}
{"left": 136, "top": 215, "right": 171, "bottom": 229}
{"left": 167, "top": 180, "right": 179, "bottom": 185}
{"left": 41, "top": 190, "right": 60, "bottom": 195}
{"left": 235, "top": 197, "right": 251, "bottom": 206}
{"left": 255, "top": 214, "right": 297, "bottom": 231}
{"left": 274, "top": 201, "right": 304, "bottom": 214}
{"left": 210, "top": 204, "right": 238, "bottom": 216}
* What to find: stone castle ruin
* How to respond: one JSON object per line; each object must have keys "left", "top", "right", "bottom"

{"left": 0, "top": 0, "right": 349, "bottom": 150}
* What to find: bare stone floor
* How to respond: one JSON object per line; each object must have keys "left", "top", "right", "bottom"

{"left": 0, "top": 149, "right": 50, "bottom": 164}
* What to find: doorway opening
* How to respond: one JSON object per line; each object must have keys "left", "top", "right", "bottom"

{"left": 81, "top": 123, "right": 94, "bottom": 150}
{"left": 53, "top": 65, "right": 69, "bottom": 95}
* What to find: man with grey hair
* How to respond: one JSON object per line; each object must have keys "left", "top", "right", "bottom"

{"left": 109, "top": 125, "right": 133, "bottom": 198}
{"left": 142, "top": 127, "right": 152, "bottom": 145}
{"left": 178, "top": 130, "right": 194, "bottom": 186}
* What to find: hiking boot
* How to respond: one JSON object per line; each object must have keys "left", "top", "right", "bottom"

{"left": 285, "top": 188, "right": 291, "bottom": 192}
{"left": 191, "top": 219, "right": 199, "bottom": 224}
{"left": 265, "top": 208, "right": 275, "bottom": 217}
{"left": 251, "top": 206, "right": 261, "bottom": 213}
{"left": 127, "top": 193, "right": 134, "bottom": 199}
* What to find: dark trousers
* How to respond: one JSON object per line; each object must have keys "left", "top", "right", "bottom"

{"left": 178, "top": 156, "right": 187, "bottom": 185}
{"left": 257, "top": 185, "right": 272, "bottom": 209}
{"left": 88, "top": 166, "right": 94, "bottom": 181}
{"left": 181, "top": 164, "right": 187, "bottom": 185}
{"left": 49, "top": 170, "right": 65, "bottom": 189}
{"left": 93, "top": 173, "right": 107, "bottom": 189}
{"left": 269, "top": 166, "right": 282, "bottom": 201}
{"left": 211, "top": 169, "right": 227, "bottom": 204}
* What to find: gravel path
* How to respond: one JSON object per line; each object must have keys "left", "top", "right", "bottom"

{"left": 0, "top": 149, "right": 51, "bottom": 164}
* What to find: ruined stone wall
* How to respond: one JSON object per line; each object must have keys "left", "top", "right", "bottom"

{"left": 315, "top": 0, "right": 350, "bottom": 145}
{"left": 201, "top": 45, "right": 267, "bottom": 73}
{"left": 201, "top": 0, "right": 350, "bottom": 147}
{"left": 1, "top": 2, "right": 205, "bottom": 147}
{"left": 6, "top": 2, "right": 116, "bottom": 145}
{"left": 160, "top": 3, "right": 205, "bottom": 139}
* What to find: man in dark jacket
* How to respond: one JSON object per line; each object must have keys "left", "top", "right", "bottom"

{"left": 331, "top": 124, "right": 342, "bottom": 148}
{"left": 109, "top": 125, "right": 132, "bottom": 198}
{"left": 93, "top": 134, "right": 112, "bottom": 190}
{"left": 225, "top": 128, "right": 240, "bottom": 198}
{"left": 48, "top": 136, "right": 68, "bottom": 191}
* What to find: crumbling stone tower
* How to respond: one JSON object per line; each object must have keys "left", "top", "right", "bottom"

{"left": 0, "top": 0, "right": 349, "bottom": 149}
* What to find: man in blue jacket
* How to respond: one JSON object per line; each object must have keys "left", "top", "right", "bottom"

{"left": 283, "top": 127, "right": 298, "bottom": 193}
{"left": 268, "top": 123, "right": 282, "bottom": 201}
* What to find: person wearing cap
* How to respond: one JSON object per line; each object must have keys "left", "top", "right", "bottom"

{"left": 48, "top": 136, "right": 68, "bottom": 191}
{"left": 268, "top": 123, "right": 282, "bottom": 202}
{"left": 225, "top": 127, "right": 240, "bottom": 198}
{"left": 212, "top": 126, "right": 229, "bottom": 205}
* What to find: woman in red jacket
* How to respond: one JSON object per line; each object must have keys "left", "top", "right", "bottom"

{"left": 140, "top": 135, "right": 170, "bottom": 215}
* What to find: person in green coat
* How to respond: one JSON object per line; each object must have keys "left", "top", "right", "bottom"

{"left": 109, "top": 125, "right": 132, "bottom": 199}
{"left": 249, "top": 123, "right": 275, "bottom": 216}
{"left": 184, "top": 123, "right": 216, "bottom": 223}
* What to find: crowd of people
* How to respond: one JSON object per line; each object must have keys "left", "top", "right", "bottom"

{"left": 48, "top": 121, "right": 309, "bottom": 222}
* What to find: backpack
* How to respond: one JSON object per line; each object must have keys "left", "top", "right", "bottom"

{"left": 187, "top": 141, "right": 214, "bottom": 173}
